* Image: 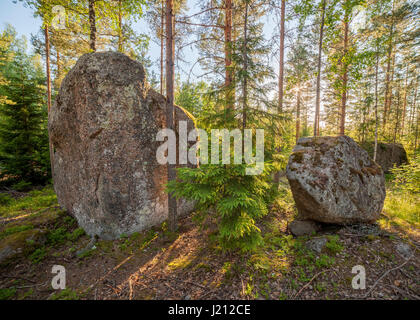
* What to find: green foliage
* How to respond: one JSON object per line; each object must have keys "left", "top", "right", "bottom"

{"left": 12, "top": 180, "right": 33, "bottom": 192}
{"left": 29, "top": 247, "right": 46, "bottom": 264}
{"left": 0, "top": 25, "right": 50, "bottom": 186}
{"left": 0, "top": 185, "right": 57, "bottom": 218}
{"left": 325, "top": 235, "right": 344, "bottom": 254}
{"left": 0, "top": 288, "right": 16, "bottom": 300}
{"left": 0, "top": 224, "right": 34, "bottom": 240}
{"left": 175, "top": 81, "right": 208, "bottom": 118}
{"left": 0, "top": 193, "right": 12, "bottom": 205}
{"left": 390, "top": 156, "right": 420, "bottom": 194}
{"left": 47, "top": 227, "right": 68, "bottom": 245}
{"left": 315, "top": 254, "right": 335, "bottom": 268}
{"left": 168, "top": 161, "right": 275, "bottom": 252}
{"left": 67, "top": 227, "right": 85, "bottom": 241}
{"left": 49, "top": 288, "right": 79, "bottom": 300}
{"left": 380, "top": 156, "right": 420, "bottom": 229}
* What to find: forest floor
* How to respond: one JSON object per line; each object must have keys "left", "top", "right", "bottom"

{"left": 0, "top": 180, "right": 419, "bottom": 300}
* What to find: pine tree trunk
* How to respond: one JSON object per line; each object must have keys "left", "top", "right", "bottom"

{"left": 118, "top": 0, "right": 123, "bottom": 52}
{"left": 224, "top": 0, "right": 234, "bottom": 109}
{"left": 339, "top": 15, "right": 349, "bottom": 136}
{"left": 296, "top": 88, "right": 301, "bottom": 143}
{"left": 383, "top": 1, "right": 395, "bottom": 126}
{"left": 373, "top": 47, "right": 379, "bottom": 162}
{"left": 44, "top": 26, "right": 51, "bottom": 112}
{"left": 45, "top": 25, "right": 54, "bottom": 180}
{"left": 415, "top": 103, "right": 419, "bottom": 150}
{"left": 89, "top": 0, "right": 97, "bottom": 52}
{"left": 314, "top": 0, "right": 325, "bottom": 136}
{"left": 409, "top": 81, "right": 418, "bottom": 131}
{"left": 387, "top": 53, "right": 396, "bottom": 131}
{"left": 274, "top": 0, "right": 286, "bottom": 185}
{"left": 383, "top": 49, "right": 392, "bottom": 126}
{"left": 401, "top": 65, "right": 408, "bottom": 135}
{"left": 393, "top": 81, "right": 401, "bottom": 145}
{"left": 278, "top": 0, "right": 285, "bottom": 114}
{"left": 165, "top": 0, "right": 177, "bottom": 232}
{"left": 160, "top": 0, "right": 164, "bottom": 95}
{"left": 242, "top": 1, "right": 248, "bottom": 131}
{"left": 56, "top": 50, "right": 60, "bottom": 84}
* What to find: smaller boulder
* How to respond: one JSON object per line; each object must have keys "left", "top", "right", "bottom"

{"left": 286, "top": 136, "right": 386, "bottom": 224}
{"left": 0, "top": 228, "right": 46, "bottom": 265}
{"left": 360, "top": 142, "right": 408, "bottom": 173}
{"left": 289, "top": 220, "right": 318, "bottom": 237}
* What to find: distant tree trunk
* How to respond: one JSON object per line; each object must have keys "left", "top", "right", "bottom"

{"left": 44, "top": 26, "right": 51, "bottom": 112}
{"left": 274, "top": 0, "right": 286, "bottom": 185}
{"left": 56, "top": 50, "right": 60, "bottom": 84}
{"left": 160, "top": 0, "right": 164, "bottom": 95}
{"left": 409, "top": 81, "right": 418, "bottom": 130}
{"left": 278, "top": 0, "right": 285, "bottom": 114}
{"left": 339, "top": 13, "right": 349, "bottom": 136}
{"left": 401, "top": 65, "right": 408, "bottom": 135}
{"left": 304, "top": 86, "right": 309, "bottom": 134}
{"left": 415, "top": 104, "right": 419, "bottom": 150}
{"left": 393, "top": 80, "right": 401, "bottom": 144}
{"left": 388, "top": 53, "right": 396, "bottom": 125}
{"left": 118, "top": 0, "right": 123, "bottom": 52}
{"left": 383, "top": 50, "right": 392, "bottom": 126}
{"left": 383, "top": 1, "right": 395, "bottom": 126}
{"left": 45, "top": 24, "right": 54, "bottom": 179}
{"left": 296, "top": 88, "right": 301, "bottom": 143}
{"left": 242, "top": 1, "right": 248, "bottom": 130}
{"left": 89, "top": 0, "right": 97, "bottom": 52}
{"left": 165, "top": 0, "right": 177, "bottom": 232}
{"left": 314, "top": 0, "right": 325, "bottom": 137}
{"left": 373, "top": 47, "right": 379, "bottom": 162}
{"left": 224, "top": 0, "right": 234, "bottom": 109}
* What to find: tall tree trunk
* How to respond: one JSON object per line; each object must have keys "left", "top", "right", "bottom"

{"left": 383, "top": 47, "right": 393, "bottom": 126}
{"left": 242, "top": 1, "right": 248, "bottom": 131}
{"left": 373, "top": 46, "right": 379, "bottom": 162}
{"left": 339, "top": 10, "right": 349, "bottom": 136}
{"left": 409, "top": 81, "right": 418, "bottom": 131}
{"left": 278, "top": 0, "right": 285, "bottom": 114}
{"left": 274, "top": 0, "right": 286, "bottom": 185}
{"left": 383, "top": 0, "right": 395, "bottom": 126}
{"left": 165, "top": 0, "right": 177, "bottom": 232}
{"left": 387, "top": 53, "right": 396, "bottom": 130}
{"left": 296, "top": 88, "right": 301, "bottom": 143}
{"left": 160, "top": 0, "right": 164, "bottom": 95}
{"left": 118, "top": 0, "right": 123, "bottom": 52}
{"left": 224, "top": 0, "right": 234, "bottom": 109}
{"left": 415, "top": 102, "right": 419, "bottom": 150}
{"left": 401, "top": 65, "right": 408, "bottom": 135}
{"left": 89, "top": 0, "right": 97, "bottom": 52}
{"left": 45, "top": 25, "right": 54, "bottom": 180}
{"left": 393, "top": 80, "right": 401, "bottom": 145}
{"left": 44, "top": 26, "right": 51, "bottom": 112}
{"left": 304, "top": 86, "right": 309, "bottom": 134}
{"left": 56, "top": 50, "right": 60, "bottom": 87}
{"left": 314, "top": 0, "right": 326, "bottom": 136}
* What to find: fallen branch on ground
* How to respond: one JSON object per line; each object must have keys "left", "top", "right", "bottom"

{"left": 293, "top": 270, "right": 330, "bottom": 299}
{"left": 362, "top": 254, "right": 414, "bottom": 298}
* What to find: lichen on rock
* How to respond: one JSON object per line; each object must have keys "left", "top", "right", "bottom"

{"left": 48, "top": 52, "right": 195, "bottom": 239}
{"left": 286, "top": 136, "right": 386, "bottom": 225}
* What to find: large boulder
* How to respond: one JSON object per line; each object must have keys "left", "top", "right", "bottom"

{"left": 286, "top": 136, "right": 386, "bottom": 225}
{"left": 360, "top": 142, "right": 408, "bottom": 173}
{"left": 49, "top": 52, "right": 195, "bottom": 240}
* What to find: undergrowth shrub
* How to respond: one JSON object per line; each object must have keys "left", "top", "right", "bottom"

{"left": 168, "top": 162, "right": 277, "bottom": 252}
